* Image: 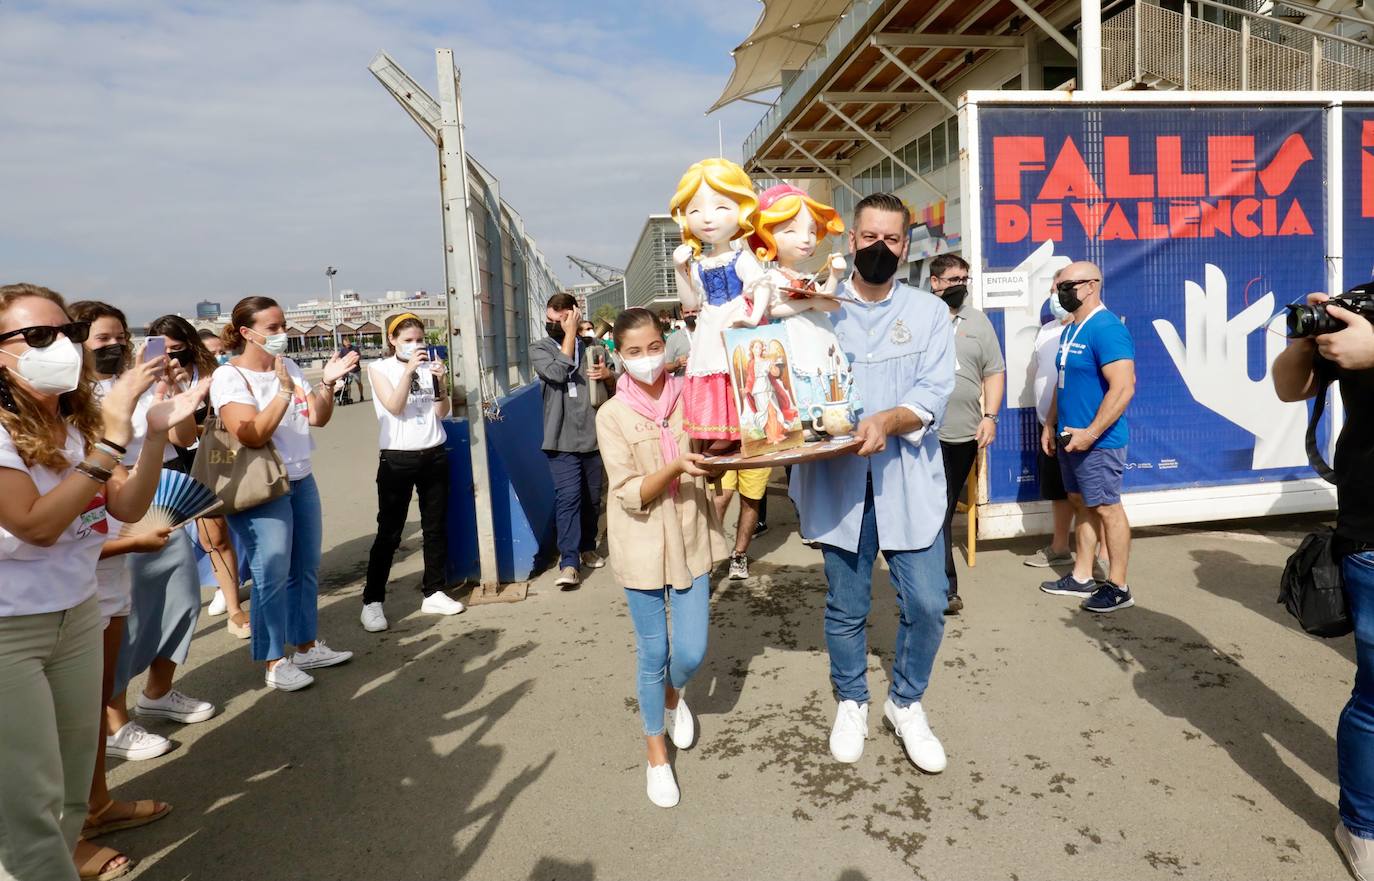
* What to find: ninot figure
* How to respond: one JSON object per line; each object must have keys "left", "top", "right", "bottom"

{"left": 748, "top": 184, "right": 852, "bottom": 435}
{"left": 670, "top": 158, "right": 767, "bottom": 444}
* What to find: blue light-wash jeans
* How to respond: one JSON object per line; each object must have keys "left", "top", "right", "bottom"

{"left": 1340, "top": 550, "right": 1374, "bottom": 838}
{"left": 821, "top": 484, "right": 947, "bottom": 708}
{"left": 226, "top": 476, "right": 322, "bottom": 663}
{"left": 624, "top": 573, "right": 710, "bottom": 737}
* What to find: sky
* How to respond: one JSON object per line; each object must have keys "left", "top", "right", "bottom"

{"left": 0, "top": 0, "right": 772, "bottom": 322}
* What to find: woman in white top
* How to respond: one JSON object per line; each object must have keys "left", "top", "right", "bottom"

{"left": 0, "top": 283, "right": 204, "bottom": 881}
{"left": 359, "top": 313, "right": 462, "bottom": 633}
{"left": 209, "top": 296, "right": 356, "bottom": 692}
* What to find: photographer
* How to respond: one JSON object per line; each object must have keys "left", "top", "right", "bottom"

{"left": 1273, "top": 290, "right": 1374, "bottom": 879}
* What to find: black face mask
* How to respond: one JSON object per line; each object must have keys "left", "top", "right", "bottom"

{"left": 93, "top": 343, "right": 126, "bottom": 375}
{"left": 684, "top": 315, "right": 697, "bottom": 331}
{"left": 169, "top": 348, "right": 195, "bottom": 368}
{"left": 546, "top": 321, "right": 565, "bottom": 342}
{"left": 853, "top": 240, "right": 900, "bottom": 286}
{"left": 1056, "top": 282, "right": 1085, "bottom": 313}
{"left": 939, "top": 283, "right": 968, "bottom": 311}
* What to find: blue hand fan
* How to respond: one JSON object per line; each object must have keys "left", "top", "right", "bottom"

{"left": 122, "top": 470, "right": 223, "bottom": 536}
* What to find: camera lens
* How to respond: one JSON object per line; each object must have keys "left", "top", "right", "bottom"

{"left": 1286, "top": 304, "right": 1316, "bottom": 338}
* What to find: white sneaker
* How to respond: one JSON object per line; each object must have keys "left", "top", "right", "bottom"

{"left": 292, "top": 640, "right": 353, "bottom": 670}
{"left": 646, "top": 762, "right": 680, "bottom": 808}
{"left": 1337, "top": 822, "right": 1374, "bottom": 881}
{"left": 580, "top": 551, "right": 606, "bottom": 569}
{"left": 135, "top": 689, "right": 216, "bottom": 724}
{"left": 883, "top": 698, "right": 947, "bottom": 773}
{"left": 265, "top": 658, "right": 314, "bottom": 692}
{"left": 207, "top": 590, "right": 227, "bottom": 616}
{"left": 360, "top": 602, "right": 388, "bottom": 632}
{"left": 829, "top": 699, "right": 868, "bottom": 763}
{"left": 106, "top": 722, "right": 172, "bottom": 761}
{"left": 554, "top": 566, "right": 580, "bottom": 589}
{"left": 664, "top": 697, "right": 695, "bottom": 750}
{"left": 420, "top": 592, "right": 466, "bottom": 616}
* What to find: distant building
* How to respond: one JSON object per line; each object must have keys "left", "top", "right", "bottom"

{"left": 195, "top": 300, "right": 221, "bottom": 319}
{"left": 624, "top": 215, "right": 680, "bottom": 312}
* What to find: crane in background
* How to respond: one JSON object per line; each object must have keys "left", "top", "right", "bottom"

{"left": 566, "top": 255, "right": 625, "bottom": 285}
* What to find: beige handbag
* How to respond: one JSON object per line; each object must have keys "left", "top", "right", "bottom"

{"left": 190, "top": 368, "right": 291, "bottom": 515}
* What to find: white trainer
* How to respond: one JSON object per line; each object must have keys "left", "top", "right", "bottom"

{"left": 664, "top": 696, "right": 695, "bottom": 750}
{"left": 207, "top": 590, "right": 227, "bottom": 616}
{"left": 646, "top": 762, "right": 680, "bottom": 808}
{"left": 292, "top": 640, "right": 353, "bottom": 670}
{"left": 580, "top": 551, "right": 606, "bottom": 569}
{"left": 829, "top": 699, "right": 868, "bottom": 764}
{"left": 265, "top": 659, "right": 314, "bottom": 692}
{"left": 1337, "top": 822, "right": 1374, "bottom": 881}
{"left": 135, "top": 689, "right": 216, "bottom": 724}
{"left": 420, "top": 592, "right": 466, "bottom": 616}
{"left": 883, "top": 698, "right": 947, "bottom": 773}
{"left": 105, "top": 722, "right": 172, "bottom": 761}
{"left": 360, "top": 602, "right": 388, "bottom": 632}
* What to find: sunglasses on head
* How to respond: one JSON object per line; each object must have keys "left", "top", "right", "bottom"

{"left": 0, "top": 321, "right": 91, "bottom": 348}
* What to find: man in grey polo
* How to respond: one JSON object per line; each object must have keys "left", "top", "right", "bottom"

{"left": 929, "top": 254, "right": 1005, "bottom": 615}
{"left": 531, "top": 293, "right": 615, "bottom": 589}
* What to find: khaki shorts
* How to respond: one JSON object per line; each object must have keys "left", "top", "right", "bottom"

{"left": 720, "top": 466, "right": 771, "bottom": 501}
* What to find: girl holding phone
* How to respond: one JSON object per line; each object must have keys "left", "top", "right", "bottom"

{"left": 359, "top": 313, "right": 462, "bottom": 633}
{"left": 594, "top": 307, "right": 725, "bottom": 809}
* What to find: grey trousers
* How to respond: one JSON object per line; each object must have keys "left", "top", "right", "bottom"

{"left": 0, "top": 595, "right": 101, "bottom": 881}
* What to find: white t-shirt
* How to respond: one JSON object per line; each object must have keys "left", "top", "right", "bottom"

{"left": 209, "top": 360, "right": 315, "bottom": 480}
{"left": 369, "top": 357, "right": 447, "bottom": 452}
{"left": 1033, "top": 320, "right": 1068, "bottom": 425}
{"left": 93, "top": 377, "right": 178, "bottom": 465}
{"left": 0, "top": 424, "right": 105, "bottom": 616}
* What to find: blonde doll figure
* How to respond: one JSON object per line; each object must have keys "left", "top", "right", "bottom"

{"left": 748, "top": 184, "right": 851, "bottom": 434}
{"left": 670, "top": 158, "right": 767, "bottom": 444}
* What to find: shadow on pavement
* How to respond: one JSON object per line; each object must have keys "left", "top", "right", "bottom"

{"left": 528, "top": 856, "right": 596, "bottom": 880}
{"left": 1066, "top": 607, "right": 1338, "bottom": 836}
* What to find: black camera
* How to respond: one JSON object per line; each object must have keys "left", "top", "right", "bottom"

{"left": 1286, "top": 281, "right": 1374, "bottom": 338}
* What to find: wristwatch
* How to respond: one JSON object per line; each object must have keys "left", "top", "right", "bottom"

{"left": 982, "top": 413, "right": 999, "bottom": 424}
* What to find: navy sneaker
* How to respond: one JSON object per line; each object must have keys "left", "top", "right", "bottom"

{"left": 1082, "top": 581, "right": 1134, "bottom": 613}
{"left": 1040, "top": 573, "right": 1096, "bottom": 598}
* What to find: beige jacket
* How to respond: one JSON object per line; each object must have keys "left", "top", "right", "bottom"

{"left": 595, "top": 396, "right": 726, "bottom": 590}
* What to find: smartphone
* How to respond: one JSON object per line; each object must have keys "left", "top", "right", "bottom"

{"left": 1057, "top": 431, "right": 1073, "bottom": 449}
{"left": 590, "top": 346, "right": 605, "bottom": 366}
{"left": 425, "top": 345, "right": 443, "bottom": 363}
{"left": 143, "top": 337, "right": 166, "bottom": 361}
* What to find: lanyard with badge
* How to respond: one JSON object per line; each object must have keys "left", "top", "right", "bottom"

{"left": 1057, "top": 305, "right": 1104, "bottom": 390}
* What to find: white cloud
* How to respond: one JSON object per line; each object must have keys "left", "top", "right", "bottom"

{"left": 0, "top": 1, "right": 769, "bottom": 320}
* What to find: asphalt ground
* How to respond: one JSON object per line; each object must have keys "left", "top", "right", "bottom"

{"left": 104, "top": 396, "right": 1355, "bottom": 880}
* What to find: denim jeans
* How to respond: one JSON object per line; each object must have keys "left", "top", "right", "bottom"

{"left": 226, "top": 476, "right": 322, "bottom": 662}
{"left": 1340, "top": 550, "right": 1374, "bottom": 837}
{"left": 624, "top": 573, "right": 710, "bottom": 736}
{"left": 546, "top": 451, "right": 603, "bottom": 569}
{"left": 821, "top": 483, "right": 947, "bottom": 707}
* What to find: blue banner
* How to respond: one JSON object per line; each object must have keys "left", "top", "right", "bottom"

{"left": 977, "top": 104, "right": 1327, "bottom": 503}
{"left": 1347, "top": 106, "right": 1374, "bottom": 288}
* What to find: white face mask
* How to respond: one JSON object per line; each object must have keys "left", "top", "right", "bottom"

{"left": 251, "top": 330, "right": 288, "bottom": 357}
{"left": 1048, "top": 290, "right": 1071, "bottom": 321}
{"left": 396, "top": 341, "right": 419, "bottom": 362}
{"left": 8, "top": 336, "right": 84, "bottom": 395}
{"left": 622, "top": 352, "right": 665, "bottom": 384}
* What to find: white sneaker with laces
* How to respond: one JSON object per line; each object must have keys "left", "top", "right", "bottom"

{"left": 361, "top": 602, "right": 388, "bottom": 632}
{"left": 728, "top": 553, "right": 749, "bottom": 580}
{"left": 646, "top": 762, "right": 680, "bottom": 808}
{"left": 829, "top": 699, "right": 868, "bottom": 763}
{"left": 554, "top": 566, "right": 580, "bottom": 589}
{"left": 265, "top": 659, "right": 314, "bottom": 692}
{"left": 207, "top": 590, "right": 227, "bottom": 616}
{"left": 665, "top": 696, "right": 695, "bottom": 750}
{"left": 1337, "top": 822, "right": 1374, "bottom": 881}
{"left": 883, "top": 698, "right": 947, "bottom": 773}
{"left": 292, "top": 640, "right": 353, "bottom": 670}
{"left": 420, "top": 592, "right": 466, "bottom": 616}
{"left": 580, "top": 551, "right": 606, "bottom": 569}
{"left": 135, "top": 689, "right": 216, "bottom": 724}
{"left": 105, "top": 722, "right": 172, "bottom": 761}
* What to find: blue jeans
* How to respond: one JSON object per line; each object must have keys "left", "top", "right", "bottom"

{"left": 226, "top": 476, "right": 322, "bottom": 662}
{"left": 546, "top": 451, "right": 603, "bottom": 570}
{"left": 624, "top": 573, "right": 710, "bottom": 736}
{"left": 1341, "top": 550, "right": 1374, "bottom": 837}
{"left": 821, "top": 484, "right": 947, "bottom": 707}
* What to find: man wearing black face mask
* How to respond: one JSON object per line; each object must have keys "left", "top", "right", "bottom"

{"left": 928, "top": 254, "right": 1004, "bottom": 615}
{"left": 531, "top": 293, "right": 615, "bottom": 589}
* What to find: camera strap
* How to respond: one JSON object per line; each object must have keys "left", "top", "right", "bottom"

{"left": 1305, "top": 372, "right": 1336, "bottom": 484}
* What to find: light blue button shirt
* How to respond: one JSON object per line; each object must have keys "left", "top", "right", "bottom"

{"left": 790, "top": 280, "right": 955, "bottom": 553}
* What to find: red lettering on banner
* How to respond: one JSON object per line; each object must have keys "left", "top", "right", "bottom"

{"left": 1278, "top": 200, "right": 1314, "bottom": 236}
{"left": 1104, "top": 137, "right": 1154, "bottom": 198}
{"left": 1136, "top": 202, "right": 1170, "bottom": 239}
{"left": 995, "top": 204, "right": 1029, "bottom": 242}
{"left": 1200, "top": 200, "right": 1232, "bottom": 237}
{"left": 1363, "top": 120, "right": 1374, "bottom": 219}
{"left": 1258, "top": 134, "right": 1314, "bottom": 196}
{"left": 1100, "top": 204, "right": 1137, "bottom": 240}
{"left": 1156, "top": 137, "right": 1205, "bottom": 197}
{"left": 1208, "top": 136, "right": 1257, "bottom": 197}
{"left": 1168, "top": 202, "right": 1200, "bottom": 237}
{"left": 1070, "top": 202, "right": 1110, "bottom": 237}
{"left": 992, "top": 137, "right": 1045, "bottom": 201}
{"left": 1030, "top": 202, "right": 1062, "bottom": 240}
{"left": 1235, "top": 198, "right": 1262, "bottom": 237}
{"left": 1039, "top": 138, "right": 1102, "bottom": 200}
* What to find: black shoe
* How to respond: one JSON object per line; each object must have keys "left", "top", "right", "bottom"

{"left": 944, "top": 593, "right": 963, "bottom": 615}
{"left": 753, "top": 521, "right": 769, "bottom": 537}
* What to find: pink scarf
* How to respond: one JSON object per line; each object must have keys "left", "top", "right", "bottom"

{"left": 615, "top": 372, "right": 686, "bottom": 498}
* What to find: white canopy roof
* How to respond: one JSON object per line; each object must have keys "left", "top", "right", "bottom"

{"left": 708, "top": 0, "right": 850, "bottom": 113}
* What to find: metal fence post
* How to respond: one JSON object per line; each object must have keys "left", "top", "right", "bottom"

{"left": 1133, "top": 0, "right": 1143, "bottom": 83}
{"left": 1240, "top": 16, "right": 1249, "bottom": 90}
{"left": 1312, "top": 35, "right": 1322, "bottom": 91}
{"left": 1182, "top": 1, "right": 1191, "bottom": 90}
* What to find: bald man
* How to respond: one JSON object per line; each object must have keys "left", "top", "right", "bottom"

{"left": 1038, "top": 261, "right": 1137, "bottom": 612}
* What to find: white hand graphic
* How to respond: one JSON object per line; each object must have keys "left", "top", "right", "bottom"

{"left": 1151, "top": 264, "right": 1309, "bottom": 470}
{"left": 1004, "top": 240, "right": 1072, "bottom": 409}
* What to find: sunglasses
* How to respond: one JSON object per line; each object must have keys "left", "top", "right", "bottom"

{"left": 1056, "top": 279, "right": 1100, "bottom": 293}
{"left": 0, "top": 321, "right": 91, "bottom": 349}
{"left": 939, "top": 275, "right": 970, "bottom": 284}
